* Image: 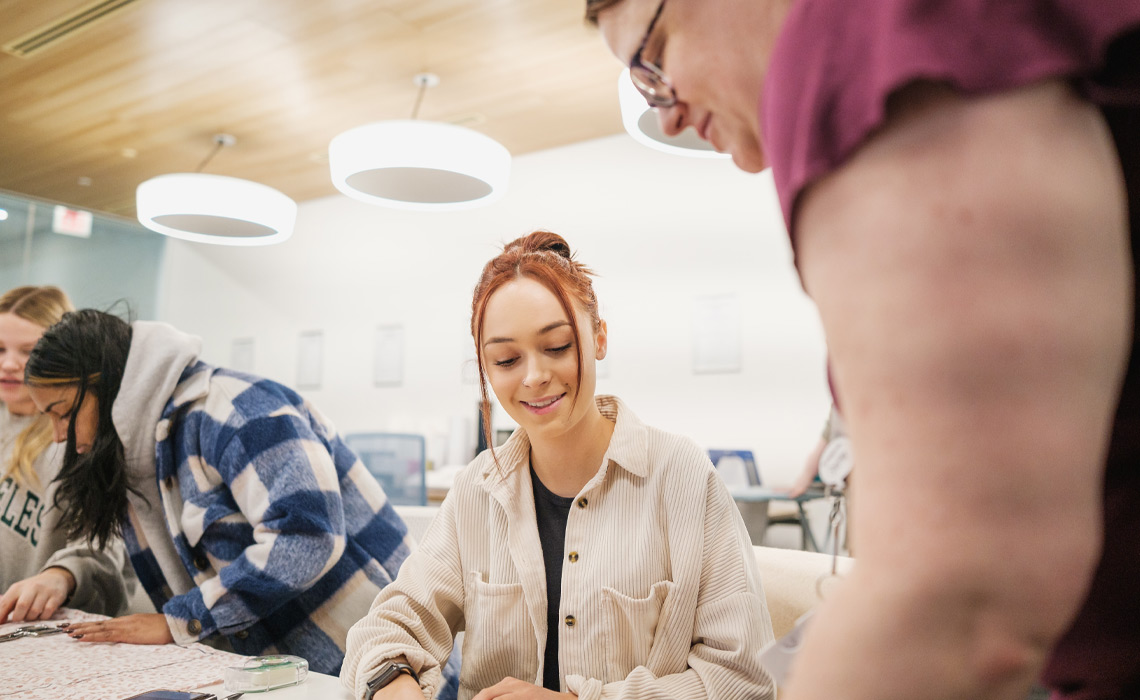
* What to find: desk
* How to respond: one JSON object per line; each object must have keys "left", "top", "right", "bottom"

{"left": 727, "top": 485, "right": 826, "bottom": 552}
{"left": 199, "top": 671, "right": 352, "bottom": 700}
{"left": 425, "top": 464, "right": 464, "bottom": 504}
{"left": 0, "top": 609, "right": 354, "bottom": 700}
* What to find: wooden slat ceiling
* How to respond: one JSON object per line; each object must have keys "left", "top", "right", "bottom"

{"left": 0, "top": 0, "right": 625, "bottom": 218}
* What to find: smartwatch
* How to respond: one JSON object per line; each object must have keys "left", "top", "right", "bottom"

{"left": 366, "top": 661, "right": 419, "bottom": 698}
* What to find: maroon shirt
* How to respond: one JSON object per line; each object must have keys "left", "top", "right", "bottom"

{"left": 760, "top": 2, "right": 1140, "bottom": 699}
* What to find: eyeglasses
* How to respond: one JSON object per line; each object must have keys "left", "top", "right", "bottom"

{"left": 628, "top": 0, "right": 676, "bottom": 109}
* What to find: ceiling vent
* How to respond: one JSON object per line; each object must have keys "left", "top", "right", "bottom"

{"left": 2, "top": 0, "right": 144, "bottom": 58}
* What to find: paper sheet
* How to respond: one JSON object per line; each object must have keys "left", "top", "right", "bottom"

{"left": 0, "top": 610, "right": 247, "bottom": 700}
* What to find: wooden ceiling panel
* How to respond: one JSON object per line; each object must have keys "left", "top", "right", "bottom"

{"left": 0, "top": 0, "right": 625, "bottom": 218}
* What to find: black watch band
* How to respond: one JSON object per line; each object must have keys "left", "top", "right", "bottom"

{"left": 366, "top": 661, "right": 419, "bottom": 698}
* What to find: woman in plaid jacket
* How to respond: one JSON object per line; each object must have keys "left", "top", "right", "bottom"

{"left": 23, "top": 310, "right": 458, "bottom": 691}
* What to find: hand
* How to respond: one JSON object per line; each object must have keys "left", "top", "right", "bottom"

{"left": 472, "top": 677, "right": 574, "bottom": 700}
{"left": 784, "top": 469, "right": 818, "bottom": 498}
{"left": 0, "top": 566, "right": 76, "bottom": 622}
{"left": 60, "top": 613, "right": 175, "bottom": 645}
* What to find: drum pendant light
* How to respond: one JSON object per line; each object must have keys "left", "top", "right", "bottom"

{"left": 617, "top": 69, "right": 730, "bottom": 159}
{"left": 136, "top": 134, "right": 297, "bottom": 246}
{"left": 329, "top": 73, "right": 511, "bottom": 211}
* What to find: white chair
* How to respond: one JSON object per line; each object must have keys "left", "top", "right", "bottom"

{"left": 753, "top": 545, "right": 854, "bottom": 638}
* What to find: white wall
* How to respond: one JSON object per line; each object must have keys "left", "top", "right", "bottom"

{"left": 157, "top": 133, "right": 831, "bottom": 486}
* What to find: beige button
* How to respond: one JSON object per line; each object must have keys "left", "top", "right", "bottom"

{"left": 235, "top": 630, "right": 249, "bottom": 640}
{"left": 568, "top": 551, "right": 579, "bottom": 563}
{"left": 187, "top": 619, "right": 202, "bottom": 635}
{"left": 576, "top": 497, "right": 588, "bottom": 509}
{"left": 564, "top": 615, "right": 576, "bottom": 628}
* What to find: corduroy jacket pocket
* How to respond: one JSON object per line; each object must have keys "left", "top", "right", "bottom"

{"left": 460, "top": 571, "right": 538, "bottom": 693}
{"left": 602, "top": 579, "right": 676, "bottom": 680}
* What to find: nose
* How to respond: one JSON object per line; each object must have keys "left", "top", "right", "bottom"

{"left": 656, "top": 101, "right": 690, "bottom": 138}
{"left": 522, "top": 354, "right": 551, "bottom": 388}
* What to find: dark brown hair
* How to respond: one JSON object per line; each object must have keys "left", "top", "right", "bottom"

{"left": 470, "top": 231, "right": 600, "bottom": 455}
{"left": 25, "top": 309, "right": 134, "bottom": 549}
{"left": 585, "top": 0, "right": 625, "bottom": 25}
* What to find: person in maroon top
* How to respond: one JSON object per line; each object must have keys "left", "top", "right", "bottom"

{"left": 585, "top": 1, "right": 1140, "bottom": 700}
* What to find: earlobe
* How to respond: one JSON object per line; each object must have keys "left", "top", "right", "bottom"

{"left": 595, "top": 320, "right": 608, "bottom": 361}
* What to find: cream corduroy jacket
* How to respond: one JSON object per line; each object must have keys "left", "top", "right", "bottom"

{"left": 342, "top": 396, "right": 776, "bottom": 700}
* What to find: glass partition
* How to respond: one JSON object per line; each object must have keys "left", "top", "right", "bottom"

{"left": 0, "top": 190, "right": 165, "bottom": 319}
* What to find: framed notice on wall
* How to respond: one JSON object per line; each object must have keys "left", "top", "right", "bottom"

{"left": 374, "top": 325, "right": 404, "bottom": 386}
{"left": 296, "top": 330, "right": 323, "bottom": 389}
{"left": 692, "top": 294, "right": 741, "bottom": 374}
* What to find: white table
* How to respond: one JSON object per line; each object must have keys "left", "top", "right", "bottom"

{"left": 198, "top": 670, "right": 354, "bottom": 700}
{"left": 728, "top": 485, "right": 827, "bottom": 551}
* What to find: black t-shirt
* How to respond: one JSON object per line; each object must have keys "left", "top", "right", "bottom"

{"left": 530, "top": 467, "right": 574, "bottom": 692}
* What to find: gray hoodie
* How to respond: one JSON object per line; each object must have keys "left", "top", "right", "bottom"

{"left": 111, "top": 321, "right": 202, "bottom": 599}
{"left": 0, "top": 408, "right": 129, "bottom": 614}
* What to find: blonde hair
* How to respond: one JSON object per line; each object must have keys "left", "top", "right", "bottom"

{"left": 0, "top": 286, "right": 74, "bottom": 487}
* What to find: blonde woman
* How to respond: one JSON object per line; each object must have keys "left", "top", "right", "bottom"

{"left": 0, "top": 286, "right": 127, "bottom": 622}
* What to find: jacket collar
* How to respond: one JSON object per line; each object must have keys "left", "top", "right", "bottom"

{"left": 478, "top": 394, "right": 650, "bottom": 488}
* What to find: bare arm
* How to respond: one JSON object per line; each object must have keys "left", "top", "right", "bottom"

{"left": 786, "top": 80, "right": 1131, "bottom": 700}
{"left": 786, "top": 436, "right": 825, "bottom": 497}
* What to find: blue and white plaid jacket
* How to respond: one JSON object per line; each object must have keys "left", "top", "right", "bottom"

{"left": 119, "top": 359, "right": 458, "bottom": 691}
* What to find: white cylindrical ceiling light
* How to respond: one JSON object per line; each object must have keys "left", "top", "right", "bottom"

{"left": 618, "top": 69, "right": 730, "bottom": 159}
{"left": 136, "top": 173, "right": 297, "bottom": 246}
{"left": 329, "top": 119, "right": 511, "bottom": 211}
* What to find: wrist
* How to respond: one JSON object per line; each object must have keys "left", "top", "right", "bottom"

{"left": 374, "top": 673, "right": 420, "bottom": 699}
{"left": 44, "top": 566, "right": 77, "bottom": 599}
{"left": 366, "top": 660, "right": 419, "bottom": 699}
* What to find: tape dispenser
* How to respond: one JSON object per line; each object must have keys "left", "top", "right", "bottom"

{"left": 224, "top": 654, "right": 309, "bottom": 692}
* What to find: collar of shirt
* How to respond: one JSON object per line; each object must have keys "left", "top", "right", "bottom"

{"left": 478, "top": 395, "right": 650, "bottom": 495}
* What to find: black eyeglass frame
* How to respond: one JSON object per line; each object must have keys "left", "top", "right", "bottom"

{"left": 628, "top": 0, "right": 676, "bottom": 109}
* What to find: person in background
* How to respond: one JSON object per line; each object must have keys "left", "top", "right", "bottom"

{"left": 0, "top": 286, "right": 128, "bottom": 623}
{"left": 783, "top": 406, "right": 841, "bottom": 499}
{"left": 22, "top": 310, "right": 457, "bottom": 690}
{"left": 785, "top": 405, "right": 852, "bottom": 555}
{"left": 786, "top": 436, "right": 824, "bottom": 500}
{"left": 585, "top": 1, "right": 1140, "bottom": 699}
{"left": 341, "top": 230, "right": 774, "bottom": 700}
{"left": 787, "top": 404, "right": 851, "bottom": 498}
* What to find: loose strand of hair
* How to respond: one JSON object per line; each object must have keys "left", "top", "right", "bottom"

{"left": 475, "top": 283, "right": 506, "bottom": 477}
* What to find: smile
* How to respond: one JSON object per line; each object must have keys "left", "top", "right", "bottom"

{"left": 522, "top": 393, "right": 565, "bottom": 414}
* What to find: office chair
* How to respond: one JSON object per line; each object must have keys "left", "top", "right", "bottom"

{"left": 709, "top": 449, "right": 768, "bottom": 544}
{"left": 343, "top": 432, "right": 428, "bottom": 506}
{"left": 709, "top": 449, "right": 817, "bottom": 550}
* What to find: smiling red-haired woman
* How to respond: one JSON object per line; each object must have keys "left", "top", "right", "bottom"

{"left": 343, "top": 231, "right": 776, "bottom": 700}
